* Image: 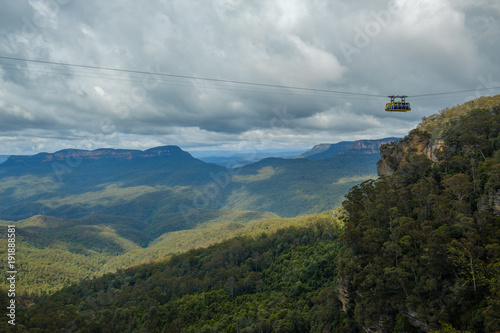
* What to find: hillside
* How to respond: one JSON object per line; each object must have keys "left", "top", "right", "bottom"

{"left": 221, "top": 151, "right": 379, "bottom": 217}
{"left": 0, "top": 210, "right": 284, "bottom": 296}
{"left": 0, "top": 141, "right": 380, "bottom": 299}
{"left": 5, "top": 215, "right": 345, "bottom": 332}
{"left": 6, "top": 95, "right": 499, "bottom": 332}
{"left": 339, "top": 95, "right": 500, "bottom": 331}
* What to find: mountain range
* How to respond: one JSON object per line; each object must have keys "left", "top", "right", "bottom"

{"left": 0, "top": 138, "right": 395, "bottom": 223}
{"left": 192, "top": 149, "right": 307, "bottom": 167}
{"left": 296, "top": 137, "right": 400, "bottom": 160}
{"left": 2, "top": 95, "right": 498, "bottom": 332}
{"left": 0, "top": 137, "right": 392, "bottom": 298}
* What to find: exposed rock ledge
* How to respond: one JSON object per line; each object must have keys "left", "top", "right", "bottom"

{"left": 377, "top": 129, "right": 446, "bottom": 177}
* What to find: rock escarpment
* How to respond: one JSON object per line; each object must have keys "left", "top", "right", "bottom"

{"left": 377, "top": 130, "right": 445, "bottom": 177}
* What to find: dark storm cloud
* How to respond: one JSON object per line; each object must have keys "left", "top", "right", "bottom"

{"left": 0, "top": 0, "right": 499, "bottom": 154}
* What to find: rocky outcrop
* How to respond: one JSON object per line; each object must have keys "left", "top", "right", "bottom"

{"left": 401, "top": 311, "right": 433, "bottom": 332}
{"left": 376, "top": 130, "right": 446, "bottom": 177}
{"left": 424, "top": 139, "right": 445, "bottom": 162}
{"left": 376, "top": 143, "right": 399, "bottom": 177}
{"left": 338, "top": 276, "right": 350, "bottom": 312}
{"left": 479, "top": 189, "right": 500, "bottom": 216}
{"left": 494, "top": 190, "right": 500, "bottom": 215}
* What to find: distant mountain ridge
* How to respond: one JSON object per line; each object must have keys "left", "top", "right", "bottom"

{"left": 4, "top": 145, "right": 190, "bottom": 164}
{"left": 0, "top": 141, "right": 381, "bottom": 221}
{"left": 297, "top": 137, "right": 401, "bottom": 160}
{"left": 3, "top": 139, "right": 397, "bottom": 165}
{"left": 297, "top": 142, "right": 352, "bottom": 159}
{"left": 194, "top": 149, "right": 307, "bottom": 167}
{"left": 0, "top": 145, "right": 226, "bottom": 223}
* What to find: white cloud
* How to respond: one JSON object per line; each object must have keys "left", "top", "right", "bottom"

{"left": 0, "top": 0, "right": 498, "bottom": 154}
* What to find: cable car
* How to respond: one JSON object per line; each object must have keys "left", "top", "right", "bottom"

{"left": 385, "top": 95, "right": 411, "bottom": 112}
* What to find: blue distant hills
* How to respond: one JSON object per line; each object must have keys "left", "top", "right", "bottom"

{"left": 0, "top": 139, "right": 397, "bottom": 223}
{"left": 192, "top": 137, "right": 401, "bottom": 166}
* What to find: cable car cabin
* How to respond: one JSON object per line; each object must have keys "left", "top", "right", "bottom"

{"left": 385, "top": 95, "right": 411, "bottom": 112}
{"left": 385, "top": 101, "right": 410, "bottom": 111}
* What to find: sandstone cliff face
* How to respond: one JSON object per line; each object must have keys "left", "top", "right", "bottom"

{"left": 493, "top": 190, "right": 500, "bottom": 215}
{"left": 338, "top": 276, "right": 350, "bottom": 312}
{"left": 376, "top": 129, "right": 446, "bottom": 177}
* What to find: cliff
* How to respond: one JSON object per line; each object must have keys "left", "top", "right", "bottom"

{"left": 377, "top": 130, "right": 445, "bottom": 177}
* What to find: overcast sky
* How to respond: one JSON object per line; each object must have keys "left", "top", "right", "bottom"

{"left": 0, "top": 0, "right": 499, "bottom": 155}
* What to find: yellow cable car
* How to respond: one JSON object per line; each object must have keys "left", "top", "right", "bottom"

{"left": 385, "top": 95, "right": 411, "bottom": 112}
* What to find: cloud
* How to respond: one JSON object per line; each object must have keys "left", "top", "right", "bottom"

{"left": 0, "top": 0, "right": 499, "bottom": 154}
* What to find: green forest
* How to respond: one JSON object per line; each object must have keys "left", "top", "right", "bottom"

{"left": 0, "top": 95, "right": 499, "bottom": 332}
{"left": 339, "top": 100, "right": 500, "bottom": 331}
